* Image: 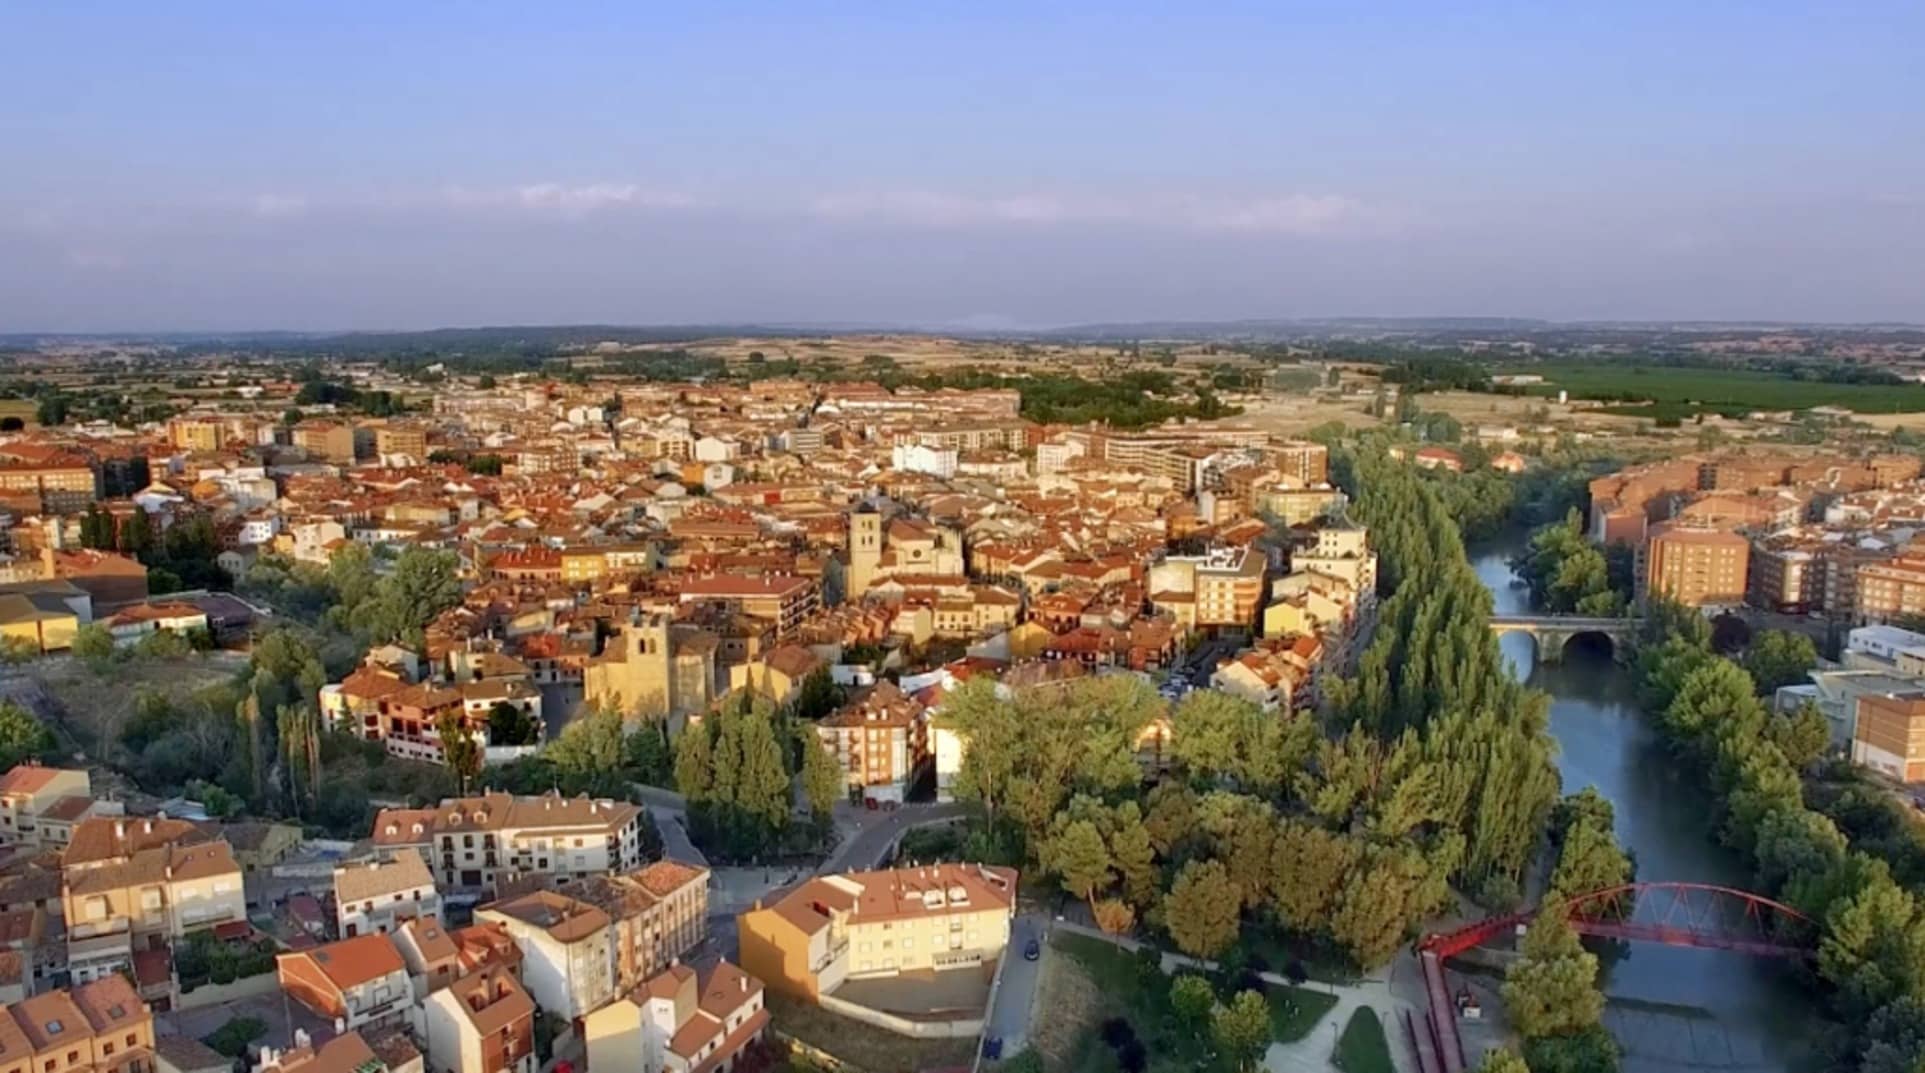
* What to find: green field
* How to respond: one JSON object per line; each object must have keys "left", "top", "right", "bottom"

{"left": 1500, "top": 364, "right": 1925, "bottom": 415}
{"left": 1332, "top": 1008, "right": 1395, "bottom": 1073}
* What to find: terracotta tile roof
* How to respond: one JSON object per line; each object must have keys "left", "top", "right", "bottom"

{"left": 482, "top": 891, "right": 610, "bottom": 944}
{"left": 0, "top": 766, "right": 64, "bottom": 796}
{"left": 286, "top": 933, "right": 406, "bottom": 990}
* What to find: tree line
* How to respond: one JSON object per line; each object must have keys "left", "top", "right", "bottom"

{"left": 937, "top": 448, "right": 1571, "bottom": 980}
{"left": 1633, "top": 602, "right": 1924, "bottom": 1072}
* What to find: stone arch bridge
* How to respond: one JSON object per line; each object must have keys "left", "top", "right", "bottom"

{"left": 1489, "top": 613, "right": 1636, "bottom": 663}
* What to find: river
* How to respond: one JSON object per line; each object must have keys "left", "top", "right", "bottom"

{"left": 1470, "top": 540, "right": 1820, "bottom": 1073}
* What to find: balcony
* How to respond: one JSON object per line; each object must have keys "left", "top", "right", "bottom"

{"left": 811, "top": 939, "right": 850, "bottom": 974}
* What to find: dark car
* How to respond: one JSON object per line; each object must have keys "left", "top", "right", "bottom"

{"left": 983, "top": 1037, "right": 1003, "bottom": 1061}
{"left": 1024, "top": 938, "right": 1041, "bottom": 961}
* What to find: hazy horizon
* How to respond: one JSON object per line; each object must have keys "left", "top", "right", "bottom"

{"left": 4, "top": 3, "right": 1921, "bottom": 332}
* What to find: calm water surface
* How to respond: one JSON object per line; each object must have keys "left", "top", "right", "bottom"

{"left": 1471, "top": 539, "right": 1820, "bottom": 1072}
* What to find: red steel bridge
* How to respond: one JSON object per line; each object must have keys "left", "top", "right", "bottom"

{"left": 1410, "top": 883, "right": 1814, "bottom": 1073}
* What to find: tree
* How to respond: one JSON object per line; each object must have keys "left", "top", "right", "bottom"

{"left": 799, "top": 728, "right": 841, "bottom": 822}
{"left": 1269, "top": 819, "right": 1360, "bottom": 934}
{"left": 1092, "top": 898, "right": 1136, "bottom": 936}
{"left": 1521, "top": 1026, "right": 1621, "bottom": 1073}
{"left": 1502, "top": 913, "right": 1604, "bottom": 1039}
{"left": 71, "top": 624, "right": 117, "bottom": 666}
{"left": 1211, "top": 989, "right": 1272, "bottom": 1072}
{"left": 791, "top": 666, "right": 841, "bottom": 722}
{"left": 486, "top": 702, "right": 539, "bottom": 746}
{"left": 436, "top": 711, "right": 481, "bottom": 794}
{"left": 1771, "top": 703, "right": 1831, "bottom": 769}
{"left": 1169, "top": 974, "right": 1215, "bottom": 1036}
{"left": 1109, "top": 808, "right": 1160, "bottom": 909}
{"left": 0, "top": 636, "right": 39, "bottom": 665}
{"left": 135, "top": 628, "right": 192, "bottom": 661}
{"left": 0, "top": 702, "right": 55, "bottom": 769}
{"left": 1472, "top": 1052, "right": 1532, "bottom": 1073}
{"left": 1547, "top": 816, "right": 1633, "bottom": 901}
{"left": 1743, "top": 629, "right": 1818, "bottom": 694}
{"left": 1044, "top": 818, "right": 1113, "bottom": 908}
{"left": 1163, "top": 859, "right": 1242, "bottom": 960}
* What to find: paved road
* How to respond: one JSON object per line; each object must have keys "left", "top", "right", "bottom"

{"left": 983, "top": 914, "right": 1046, "bottom": 1054}
{"left": 817, "top": 801, "right": 973, "bottom": 875}
{"left": 651, "top": 806, "right": 708, "bottom": 867}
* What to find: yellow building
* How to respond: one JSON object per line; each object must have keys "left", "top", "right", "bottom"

{"left": 737, "top": 863, "right": 1017, "bottom": 1002}
{"left": 167, "top": 416, "right": 225, "bottom": 452}
{"left": 560, "top": 544, "right": 655, "bottom": 585}
{"left": 291, "top": 422, "right": 357, "bottom": 465}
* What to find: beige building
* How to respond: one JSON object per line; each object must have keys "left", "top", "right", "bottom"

{"left": 582, "top": 960, "right": 768, "bottom": 1073}
{"left": 737, "top": 863, "right": 1017, "bottom": 1002}
{"left": 0, "top": 766, "right": 96, "bottom": 849}
{"left": 335, "top": 854, "right": 442, "bottom": 938}
{"left": 369, "top": 792, "right": 648, "bottom": 899}
{"left": 582, "top": 616, "right": 716, "bottom": 729}
{"left": 419, "top": 966, "right": 536, "bottom": 1073}
{"left": 474, "top": 892, "right": 615, "bottom": 1020}
{"left": 1856, "top": 547, "right": 1925, "bottom": 625}
{"left": 372, "top": 425, "right": 429, "bottom": 465}
{"left": 0, "top": 976, "right": 154, "bottom": 1073}
{"left": 1853, "top": 690, "right": 1925, "bottom": 782}
{"left": 815, "top": 683, "right": 928, "bottom": 805}
{"left": 292, "top": 423, "right": 357, "bottom": 465}
{"left": 61, "top": 818, "right": 245, "bottom": 984}
{"left": 276, "top": 934, "right": 412, "bottom": 1034}
{"left": 1150, "top": 546, "right": 1267, "bottom": 630}
{"left": 569, "top": 860, "right": 711, "bottom": 992}
{"left": 1640, "top": 523, "right": 1750, "bottom": 608}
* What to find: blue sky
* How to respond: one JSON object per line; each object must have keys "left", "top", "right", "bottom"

{"left": 3, "top": 2, "right": 1921, "bottom": 331}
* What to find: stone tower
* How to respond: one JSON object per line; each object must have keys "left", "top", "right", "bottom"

{"left": 848, "top": 506, "right": 882, "bottom": 599}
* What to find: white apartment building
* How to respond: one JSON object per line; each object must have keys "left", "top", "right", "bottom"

{"left": 369, "top": 792, "right": 648, "bottom": 899}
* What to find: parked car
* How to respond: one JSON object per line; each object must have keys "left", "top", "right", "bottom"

{"left": 1024, "top": 938, "right": 1041, "bottom": 961}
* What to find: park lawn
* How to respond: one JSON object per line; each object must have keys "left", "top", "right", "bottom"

{"left": 1332, "top": 1007, "right": 1395, "bottom": 1073}
{"left": 1268, "top": 986, "right": 1340, "bottom": 1042}
{"left": 1052, "top": 931, "right": 1343, "bottom": 1069}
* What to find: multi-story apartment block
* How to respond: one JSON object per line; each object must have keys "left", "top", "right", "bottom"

{"left": 1852, "top": 690, "right": 1925, "bottom": 783}
{"left": 165, "top": 417, "right": 226, "bottom": 454}
{"left": 1747, "top": 532, "right": 1823, "bottom": 614}
{"left": 1855, "top": 545, "right": 1925, "bottom": 625}
{"left": 0, "top": 976, "right": 154, "bottom": 1073}
{"left": 291, "top": 422, "right": 357, "bottom": 465}
{"left": 568, "top": 861, "right": 710, "bottom": 992}
{"left": 276, "top": 934, "right": 413, "bottom": 1034}
{"left": 474, "top": 892, "right": 615, "bottom": 1020}
{"left": 815, "top": 682, "right": 928, "bottom": 806}
{"left": 1149, "top": 546, "right": 1267, "bottom": 630}
{"left": 335, "top": 854, "right": 442, "bottom": 939}
{"left": 582, "top": 960, "right": 768, "bottom": 1073}
{"left": 738, "top": 863, "right": 1018, "bottom": 1002}
{"left": 0, "top": 767, "right": 96, "bottom": 849}
{"left": 372, "top": 425, "right": 429, "bottom": 465}
{"left": 675, "top": 575, "right": 818, "bottom": 637}
{"left": 1639, "top": 523, "right": 1749, "bottom": 608}
{"left": 0, "top": 455, "right": 97, "bottom": 513}
{"left": 419, "top": 966, "right": 536, "bottom": 1073}
{"left": 369, "top": 792, "right": 648, "bottom": 900}
{"left": 61, "top": 819, "right": 244, "bottom": 984}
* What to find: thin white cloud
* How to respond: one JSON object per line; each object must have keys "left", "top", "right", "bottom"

{"left": 808, "top": 189, "right": 1382, "bottom": 235}
{"left": 249, "top": 193, "right": 309, "bottom": 218}
{"left": 436, "top": 183, "right": 700, "bottom": 216}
